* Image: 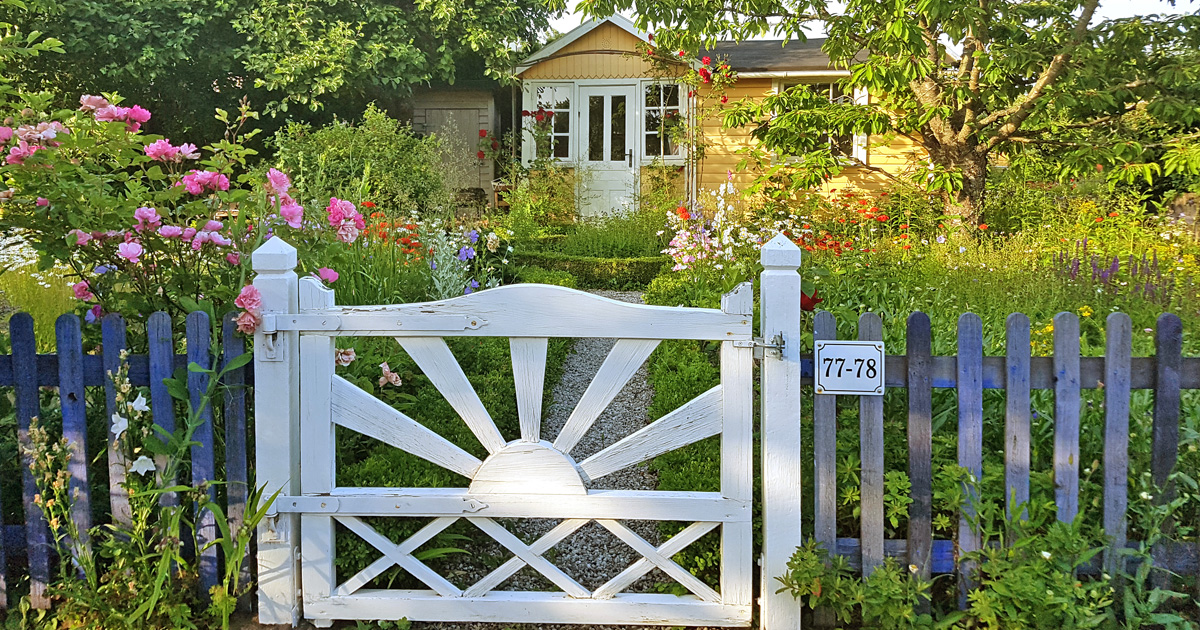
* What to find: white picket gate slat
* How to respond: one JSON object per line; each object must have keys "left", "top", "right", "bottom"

{"left": 252, "top": 236, "right": 805, "bottom": 629}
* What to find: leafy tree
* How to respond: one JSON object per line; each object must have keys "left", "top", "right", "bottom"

{"left": 8, "top": 0, "right": 563, "bottom": 138}
{"left": 581, "top": 0, "right": 1200, "bottom": 227}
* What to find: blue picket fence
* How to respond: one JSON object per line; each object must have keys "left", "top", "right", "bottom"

{"left": 0, "top": 311, "right": 252, "bottom": 609}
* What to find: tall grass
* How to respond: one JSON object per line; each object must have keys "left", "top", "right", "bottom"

{"left": 0, "top": 265, "right": 76, "bottom": 350}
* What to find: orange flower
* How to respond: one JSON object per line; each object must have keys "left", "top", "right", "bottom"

{"left": 1095, "top": 217, "right": 1104, "bottom": 223}
{"left": 1108, "top": 212, "right": 1119, "bottom": 217}
{"left": 979, "top": 224, "right": 988, "bottom": 230}
{"left": 899, "top": 234, "right": 909, "bottom": 239}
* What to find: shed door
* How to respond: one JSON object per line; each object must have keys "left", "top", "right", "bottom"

{"left": 578, "top": 85, "right": 637, "bottom": 216}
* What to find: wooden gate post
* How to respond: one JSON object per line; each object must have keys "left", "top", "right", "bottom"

{"left": 760, "top": 234, "right": 803, "bottom": 630}
{"left": 253, "top": 237, "right": 302, "bottom": 625}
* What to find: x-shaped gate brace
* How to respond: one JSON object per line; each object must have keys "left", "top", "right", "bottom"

{"left": 332, "top": 516, "right": 722, "bottom": 601}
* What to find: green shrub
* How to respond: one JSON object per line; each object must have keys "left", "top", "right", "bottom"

{"left": 516, "top": 267, "right": 578, "bottom": 288}
{"left": 643, "top": 270, "right": 724, "bottom": 308}
{"left": 553, "top": 209, "right": 668, "bottom": 258}
{"left": 271, "top": 105, "right": 450, "bottom": 213}
{"left": 501, "top": 166, "right": 582, "bottom": 243}
{"left": 514, "top": 251, "right": 667, "bottom": 289}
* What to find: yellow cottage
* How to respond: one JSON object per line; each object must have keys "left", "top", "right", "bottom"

{"left": 515, "top": 15, "right": 923, "bottom": 215}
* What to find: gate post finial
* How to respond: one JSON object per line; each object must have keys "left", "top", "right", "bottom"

{"left": 252, "top": 237, "right": 302, "bottom": 625}
{"left": 759, "top": 232, "right": 803, "bottom": 630}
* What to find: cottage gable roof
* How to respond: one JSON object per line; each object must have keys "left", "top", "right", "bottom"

{"left": 518, "top": 15, "right": 647, "bottom": 71}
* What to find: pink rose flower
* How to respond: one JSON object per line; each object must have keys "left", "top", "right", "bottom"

{"left": 182, "top": 227, "right": 198, "bottom": 240}
{"left": 280, "top": 199, "right": 303, "bottom": 229}
{"left": 266, "top": 168, "right": 291, "bottom": 195}
{"left": 36, "top": 197, "right": 48, "bottom": 207}
{"left": 179, "top": 170, "right": 230, "bottom": 195}
{"left": 71, "top": 281, "right": 94, "bottom": 301}
{"left": 317, "top": 267, "right": 339, "bottom": 283}
{"left": 203, "top": 220, "right": 223, "bottom": 231}
{"left": 6, "top": 141, "right": 38, "bottom": 165}
{"left": 334, "top": 348, "right": 356, "bottom": 366}
{"left": 336, "top": 222, "right": 360, "bottom": 244}
{"left": 191, "top": 232, "right": 211, "bottom": 250}
{"left": 94, "top": 105, "right": 129, "bottom": 123}
{"left": 209, "top": 233, "right": 232, "bottom": 247}
{"left": 378, "top": 362, "right": 402, "bottom": 387}
{"left": 234, "top": 284, "right": 262, "bottom": 312}
{"left": 235, "top": 310, "right": 259, "bottom": 334}
{"left": 79, "top": 95, "right": 110, "bottom": 112}
{"left": 177, "top": 143, "right": 199, "bottom": 160}
{"left": 126, "top": 105, "right": 151, "bottom": 123}
{"left": 117, "top": 241, "right": 143, "bottom": 263}
{"left": 144, "top": 139, "right": 179, "bottom": 162}
{"left": 157, "top": 225, "right": 183, "bottom": 238}
{"left": 133, "top": 206, "right": 160, "bottom": 231}
{"left": 226, "top": 252, "right": 241, "bottom": 265}
{"left": 0, "top": 127, "right": 12, "bottom": 143}
{"left": 68, "top": 229, "right": 92, "bottom": 245}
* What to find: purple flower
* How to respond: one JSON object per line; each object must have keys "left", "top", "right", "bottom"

{"left": 470, "top": 279, "right": 480, "bottom": 288}
{"left": 466, "top": 230, "right": 479, "bottom": 244}
{"left": 84, "top": 304, "right": 102, "bottom": 324}
{"left": 457, "top": 246, "right": 475, "bottom": 261}
{"left": 464, "top": 286, "right": 473, "bottom": 295}
{"left": 94, "top": 265, "right": 111, "bottom": 275}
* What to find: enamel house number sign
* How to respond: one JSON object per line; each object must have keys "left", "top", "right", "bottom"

{"left": 813, "top": 340, "right": 885, "bottom": 396}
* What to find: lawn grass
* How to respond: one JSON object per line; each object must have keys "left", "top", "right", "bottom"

{"left": 0, "top": 265, "right": 77, "bottom": 350}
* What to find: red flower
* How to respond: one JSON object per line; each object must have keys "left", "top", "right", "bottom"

{"left": 546, "top": 110, "right": 554, "bottom": 117}
{"left": 899, "top": 223, "right": 908, "bottom": 229}
{"left": 1096, "top": 164, "right": 1104, "bottom": 171}
{"left": 676, "top": 205, "right": 691, "bottom": 220}
{"left": 1095, "top": 217, "right": 1104, "bottom": 222}
{"left": 876, "top": 215, "right": 889, "bottom": 222}
{"left": 698, "top": 68, "right": 712, "bottom": 83}
{"left": 479, "top": 129, "right": 488, "bottom": 138}
{"left": 843, "top": 241, "right": 852, "bottom": 247}
{"left": 648, "top": 33, "right": 654, "bottom": 41}
{"left": 721, "top": 95, "right": 728, "bottom": 104}
{"left": 979, "top": 224, "right": 988, "bottom": 230}
{"left": 687, "top": 90, "right": 695, "bottom": 98}
{"left": 800, "top": 290, "right": 823, "bottom": 311}
{"left": 477, "top": 151, "right": 486, "bottom": 159}
{"left": 677, "top": 50, "right": 686, "bottom": 57}
{"left": 899, "top": 234, "right": 909, "bottom": 239}
{"left": 535, "top": 113, "right": 545, "bottom": 123}
{"left": 1108, "top": 212, "right": 1119, "bottom": 217}
{"left": 701, "top": 56, "right": 711, "bottom": 65}
{"left": 521, "top": 110, "right": 530, "bottom": 116}
{"left": 902, "top": 245, "right": 911, "bottom": 250}
{"left": 361, "top": 201, "right": 376, "bottom": 208}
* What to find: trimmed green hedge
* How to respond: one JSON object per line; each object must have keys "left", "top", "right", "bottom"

{"left": 516, "top": 251, "right": 669, "bottom": 289}
{"left": 516, "top": 267, "right": 578, "bottom": 288}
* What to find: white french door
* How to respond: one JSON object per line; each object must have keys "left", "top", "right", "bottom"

{"left": 577, "top": 85, "right": 638, "bottom": 216}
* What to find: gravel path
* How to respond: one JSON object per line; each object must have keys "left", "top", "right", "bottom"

{"left": 416, "top": 290, "right": 666, "bottom": 630}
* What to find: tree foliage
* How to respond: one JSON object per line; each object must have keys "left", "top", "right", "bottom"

{"left": 7, "top": 0, "right": 563, "bottom": 137}
{"left": 581, "top": 0, "right": 1200, "bottom": 225}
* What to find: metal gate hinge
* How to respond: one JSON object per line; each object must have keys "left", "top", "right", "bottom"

{"left": 733, "top": 333, "right": 785, "bottom": 360}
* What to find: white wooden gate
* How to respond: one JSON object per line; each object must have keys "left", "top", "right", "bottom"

{"left": 251, "top": 235, "right": 804, "bottom": 628}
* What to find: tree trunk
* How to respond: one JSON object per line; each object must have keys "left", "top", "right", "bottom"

{"left": 929, "top": 143, "right": 989, "bottom": 231}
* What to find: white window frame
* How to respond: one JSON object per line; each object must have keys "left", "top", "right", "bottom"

{"left": 522, "top": 82, "right": 576, "bottom": 164}
{"left": 639, "top": 79, "right": 688, "bottom": 165}
{"left": 771, "top": 78, "right": 868, "bottom": 165}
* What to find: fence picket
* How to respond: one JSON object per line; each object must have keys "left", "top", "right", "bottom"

{"left": 812, "top": 310, "right": 838, "bottom": 629}
{"left": 1151, "top": 313, "right": 1182, "bottom": 590}
{"left": 10, "top": 313, "right": 50, "bottom": 608}
{"left": 858, "top": 313, "right": 884, "bottom": 578}
{"left": 55, "top": 315, "right": 92, "bottom": 549}
{"left": 1053, "top": 312, "right": 1082, "bottom": 523}
{"left": 1005, "top": 313, "right": 1031, "bottom": 520}
{"left": 1103, "top": 313, "right": 1132, "bottom": 575}
{"left": 906, "top": 312, "right": 933, "bottom": 583}
{"left": 186, "top": 311, "right": 219, "bottom": 600}
{"left": 147, "top": 312, "right": 177, "bottom": 478}
{"left": 957, "top": 313, "right": 983, "bottom": 608}
{"left": 102, "top": 314, "right": 132, "bottom": 526}
{"left": 221, "top": 312, "right": 251, "bottom": 606}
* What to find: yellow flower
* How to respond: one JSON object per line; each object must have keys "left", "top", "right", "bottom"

{"left": 1078, "top": 305, "right": 1094, "bottom": 317}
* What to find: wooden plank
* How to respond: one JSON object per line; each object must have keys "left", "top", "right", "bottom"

{"left": 858, "top": 313, "right": 885, "bottom": 578}
{"left": 1053, "top": 312, "right": 1081, "bottom": 523}
{"left": 55, "top": 314, "right": 92, "bottom": 548}
{"left": 471, "top": 517, "right": 589, "bottom": 597}
{"left": 147, "top": 311, "right": 177, "bottom": 484}
{"left": 251, "top": 237, "right": 302, "bottom": 625}
{"left": 286, "top": 284, "right": 752, "bottom": 340}
{"left": 578, "top": 386, "right": 722, "bottom": 481}
{"left": 1151, "top": 313, "right": 1182, "bottom": 591}
{"left": 593, "top": 521, "right": 719, "bottom": 599}
{"left": 553, "top": 338, "right": 660, "bottom": 455}
{"left": 957, "top": 313, "right": 983, "bottom": 607}
{"left": 304, "top": 591, "right": 751, "bottom": 626}
{"left": 1103, "top": 313, "right": 1132, "bottom": 575}
{"left": 906, "top": 312, "right": 933, "bottom": 581}
{"left": 719, "top": 282, "right": 753, "bottom": 608}
{"left": 758, "top": 234, "right": 803, "bottom": 630}
{"left": 337, "top": 516, "right": 463, "bottom": 598}
{"left": 397, "top": 337, "right": 507, "bottom": 454}
{"left": 10, "top": 313, "right": 49, "bottom": 608}
{"left": 337, "top": 517, "right": 460, "bottom": 597}
{"left": 466, "top": 519, "right": 589, "bottom": 597}
{"left": 598, "top": 519, "right": 720, "bottom": 602}
{"left": 187, "top": 311, "right": 218, "bottom": 600}
{"left": 300, "top": 277, "right": 337, "bottom": 609}
{"left": 331, "top": 376, "right": 482, "bottom": 479}
{"left": 288, "top": 488, "right": 750, "bottom": 521}
{"left": 220, "top": 312, "right": 250, "bottom": 605}
{"left": 1005, "top": 313, "right": 1031, "bottom": 520}
{"left": 510, "top": 338, "right": 548, "bottom": 442}
{"left": 813, "top": 311, "right": 838, "bottom": 560}
{"left": 102, "top": 314, "right": 132, "bottom": 526}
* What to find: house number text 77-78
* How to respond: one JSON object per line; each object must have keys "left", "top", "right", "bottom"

{"left": 813, "top": 340, "right": 886, "bottom": 396}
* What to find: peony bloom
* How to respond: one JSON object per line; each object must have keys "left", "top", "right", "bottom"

{"left": 124, "top": 105, "right": 151, "bottom": 131}
{"left": 701, "top": 55, "right": 711, "bottom": 65}
{"left": 226, "top": 252, "right": 240, "bottom": 265}
{"left": 265, "top": 168, "right": 291, "bottom": 195}
{"left": 144, "top": 139, "right": 179, "bottom": 162}
{"left": 203, "top": 220, "right": 223, "bottom": 232}
{"left": 800, "top": 290, "right": 823, "bottom": 311}
{"left": 234, "top": 284, "right": 262, "bottom": 312}
{"left": 177, "top": 143, "right": 199, "bottom": 160}
{"left": 36, "top": 197, "right": 48, "bottom": 207}
{"left": 378, "top": 362, "right": 402, "bottom": 387}
{"left": 94, "top": 105, "right": 130, "bottom": 123}
{"left": 72, "top": 281, "right": 94, "bottom": 301}
{"left": 79, "top": 94, "right": 110, "bottom": 112}
{"left": 117, "top": 241, "right": 143, "bottom": 263}
{"left": 336, "top": 223, "right": 360, "bottom": 244}
{"left": 326, "top": 197, "right": 354, "bottom": 226}
{"left": 191, "top": 231, "right": 211, "bottom": 250}
{"left": 180, "top": 170, "right": 230, "bottom": 195}
{"left": 317, "top": 267, "right": 339, "bottom": 283}
{"left": 133, "top": 206, "right": 160, "bottom": 231}
{"left": 280, "top": 198, "right": 303, "bottom": 228}
{"left": 6, "top": 141, "right": 38, "bottom": 165}
{"left": 479, "top": 129, "right": 488, "bottom": 138}
{"left": 209, "top": 233, "right": 232, "bottom": 247}
{"left": 334, "top": 348, "right": 356, "bottom": 366}
{"left": 235, "top": 311, "right": 259, "bottom": 334}
{"left": 182, "top": 227, "right": 197, "bottom": 240}
{"left": 157, "top": 225, "right": 183, "bottom": 238}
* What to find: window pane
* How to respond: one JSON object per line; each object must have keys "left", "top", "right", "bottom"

{"left": 588, "top": 95, "right": 604, "bottom": 161}
{"left": 664, "top": 84, "right": 680, "bottom": 107}
{"left": 610, "top": 95, "right": 626, "bottom": 162}
{"left": 645, "top": 110, "right": 662, "bottom": 156}
{"left": 645, "top": 133, "right": 661, "bottom": 156}
{"left": 552, "top": 136, "right": 569, "bottom": 159}
{"left": 554, "top": 111, "right": 569, "bottom": 134}
{"left": 645, "top": 84, "right": 660, "bottom": 107}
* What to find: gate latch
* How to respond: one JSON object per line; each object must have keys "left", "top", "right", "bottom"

{"left": 733, "top": 333, "right": 785, "bottom": 360}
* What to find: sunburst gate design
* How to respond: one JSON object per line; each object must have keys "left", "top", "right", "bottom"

{"left": 290, "top": 275, "right": 756, "bottom": 626}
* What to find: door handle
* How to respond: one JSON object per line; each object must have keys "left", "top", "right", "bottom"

{"left": 627, "top": 150, "right": 633, "bottom": 168}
